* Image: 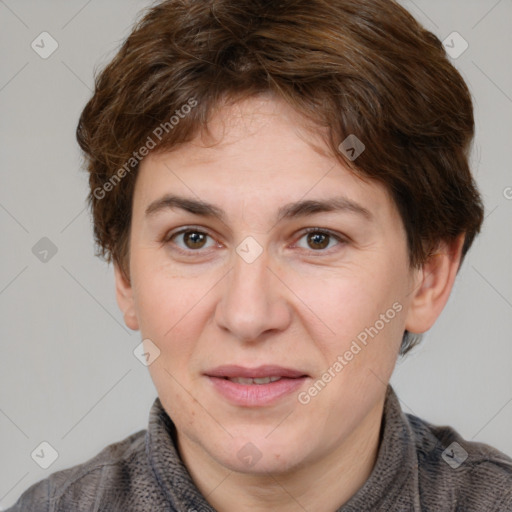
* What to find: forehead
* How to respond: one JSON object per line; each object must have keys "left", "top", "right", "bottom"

{"left": 133, "top": 96, "right": 398, "bottom": 226}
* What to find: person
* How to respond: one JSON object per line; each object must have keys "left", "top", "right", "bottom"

{"left": 8, "top": 0, "right": 512, "bottom": 510}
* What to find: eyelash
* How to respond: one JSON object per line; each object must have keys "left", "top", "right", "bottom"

{"left": 163, "top": 226, "right": 348, "bottom": 257}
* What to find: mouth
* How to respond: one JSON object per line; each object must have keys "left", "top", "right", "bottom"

{"left": 204, "top": 365, "right": 309, "bottom": 406}
{"left": 223, "top": 376, "right": 284, "bottom": 385}
{"left": 204, "top": 364, "right": 308, "bottom": 380}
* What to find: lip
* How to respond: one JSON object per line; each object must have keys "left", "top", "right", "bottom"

{"left": 204, "top": 365, "right": 308, "bottom": 379}
{"left": 204, "top": 365, "right": 309, "bottom": 407}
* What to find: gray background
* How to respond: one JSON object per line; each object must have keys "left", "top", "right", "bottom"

{"left": 0, "top": 0, "right": 511, "bottom": 508}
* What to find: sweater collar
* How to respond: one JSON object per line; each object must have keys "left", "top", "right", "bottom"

{"left": 339, "top": 385, "right": 420, "bottom": 511}
{"left": 145, "top": 385, "right": 419, "bottom": 511}
{"left": 145, "top": 397, "right": 216, "bottom": 511}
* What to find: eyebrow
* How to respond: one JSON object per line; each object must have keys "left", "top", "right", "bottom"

{"left": 145, "top": 194, "right": 373, "bottom": 223}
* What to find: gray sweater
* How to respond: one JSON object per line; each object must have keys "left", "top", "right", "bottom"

{"left": 6, "top": 385, "right": 512, "bottom": 511}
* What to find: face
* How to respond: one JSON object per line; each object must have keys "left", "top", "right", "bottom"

{"left": 116, "top": 95, "right": 427, "bottom": 475}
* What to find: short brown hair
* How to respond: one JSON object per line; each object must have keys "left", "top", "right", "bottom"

{"left": 76, "top": 0, "right": 484, "bottom": 354}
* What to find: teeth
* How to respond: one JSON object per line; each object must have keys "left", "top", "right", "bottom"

{"left": 228, "top": 376, "right": 282, "bottom": 385}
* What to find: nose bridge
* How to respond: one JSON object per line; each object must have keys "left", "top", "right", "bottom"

{"left": 215, "top": 243, "right": 290, "bottom": 341}
{"left": 233, "top": 249, "right": 269, "bottom": 300}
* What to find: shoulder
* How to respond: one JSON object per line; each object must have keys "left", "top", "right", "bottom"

{"left": 407, "top": 412, "right": 512, "bottom": 510}
{"left": 5, "top": 429, "right": 147, "bottom": 512}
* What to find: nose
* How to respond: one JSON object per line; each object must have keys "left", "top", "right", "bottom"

{"left": 214, "top": 247, "right": 292, "bottom": 343}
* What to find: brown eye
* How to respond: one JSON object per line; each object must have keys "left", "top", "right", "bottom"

{"left": 295, "top": 228, "right": 347, "bottom": 253}
{"left": 166, "top": 228, "right": 216, "bottom": 253}
{"left": 183, "top": 231, "right": 207, "bottom": 249}
{"left": 306, "top": 232, "right": 330, "bottom": 250}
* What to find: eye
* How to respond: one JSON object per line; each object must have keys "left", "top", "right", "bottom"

{"left": 295, "top": 228, "right": 347, "bottom": 252}
{"left": 165, "top": 228, "right": 218, "bottom": 253}
{"left": 164, "top": 226, "right": 347, "bottom": 256}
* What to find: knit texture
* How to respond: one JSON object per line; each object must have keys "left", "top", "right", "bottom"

{"left": 6, "top": 385, "right": 512, "bottom": 511}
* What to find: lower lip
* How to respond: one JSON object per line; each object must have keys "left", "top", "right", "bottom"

{"left": 206, "top": 376, "right": 308, "bottom": 407}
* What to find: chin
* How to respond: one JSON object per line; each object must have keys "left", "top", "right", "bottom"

{"left": 213, "top": 437, "right": 309, "bottom": 475}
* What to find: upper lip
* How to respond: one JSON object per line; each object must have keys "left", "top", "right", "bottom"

{"left": 204, "top": 365, "right": 308, "bottom": 379}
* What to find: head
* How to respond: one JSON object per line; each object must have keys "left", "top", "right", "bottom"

{"left": 77, "top": 0, "right": 483, "bottom": 476}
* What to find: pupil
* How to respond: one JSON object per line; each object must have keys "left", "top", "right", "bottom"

{"left": 185, "top": 231, "right": 205, "bottom": 248}
{"left": 308, "top": 232, "right": 328, "bottom": 250}
{"left": 183, "top": 232, "right": 329, "bottom": 250}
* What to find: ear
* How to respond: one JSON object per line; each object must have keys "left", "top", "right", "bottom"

{"left": 405, "top": 234, "right": 465, "bottom": 334}
{"left": 114, "top": 263, "right": 139, "bottom": 331}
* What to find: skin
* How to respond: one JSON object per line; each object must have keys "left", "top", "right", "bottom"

{"left": 114, "top": 94, "right": 464, "bottom": 511}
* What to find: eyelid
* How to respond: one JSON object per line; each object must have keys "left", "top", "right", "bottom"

{"left": 163, "top": 225, "right": 220, "bottom": 252}
{"left": 163, "top": 225, "right": 349, "bottom": 255}
{"left": 292, "top": 227, "right": 348, "bottom": 253}
{"left": 163, "top": 225, "right": 215, "bottom": 242}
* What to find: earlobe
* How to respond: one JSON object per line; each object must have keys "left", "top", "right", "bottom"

{"left": 405, "top": 235, "right": 465, "bottom": 335}
{"left": 114, "top": 263, "right": 140, "bottom": 331}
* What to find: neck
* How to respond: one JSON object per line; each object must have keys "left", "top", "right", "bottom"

{"left": 177, "top": 398, "right": 385, "bottom": 512}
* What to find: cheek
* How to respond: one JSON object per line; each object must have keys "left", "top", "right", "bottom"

{"left": 133, "top": 274, "right": 176, "bottom": 339}
{"left": 291, "top": 265, "right": 398, "bottom": 339}
{"left": 290, "top": 260, "right": 408, "bottom": 383}
{"left": 131, "top": 261, "right": 218, "bottom": 376}
{"left": 132, "top": 266, "right": 208, "bottom": 420}
{"left": 131, "top": 247, "right": 199, "bottom": 336}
